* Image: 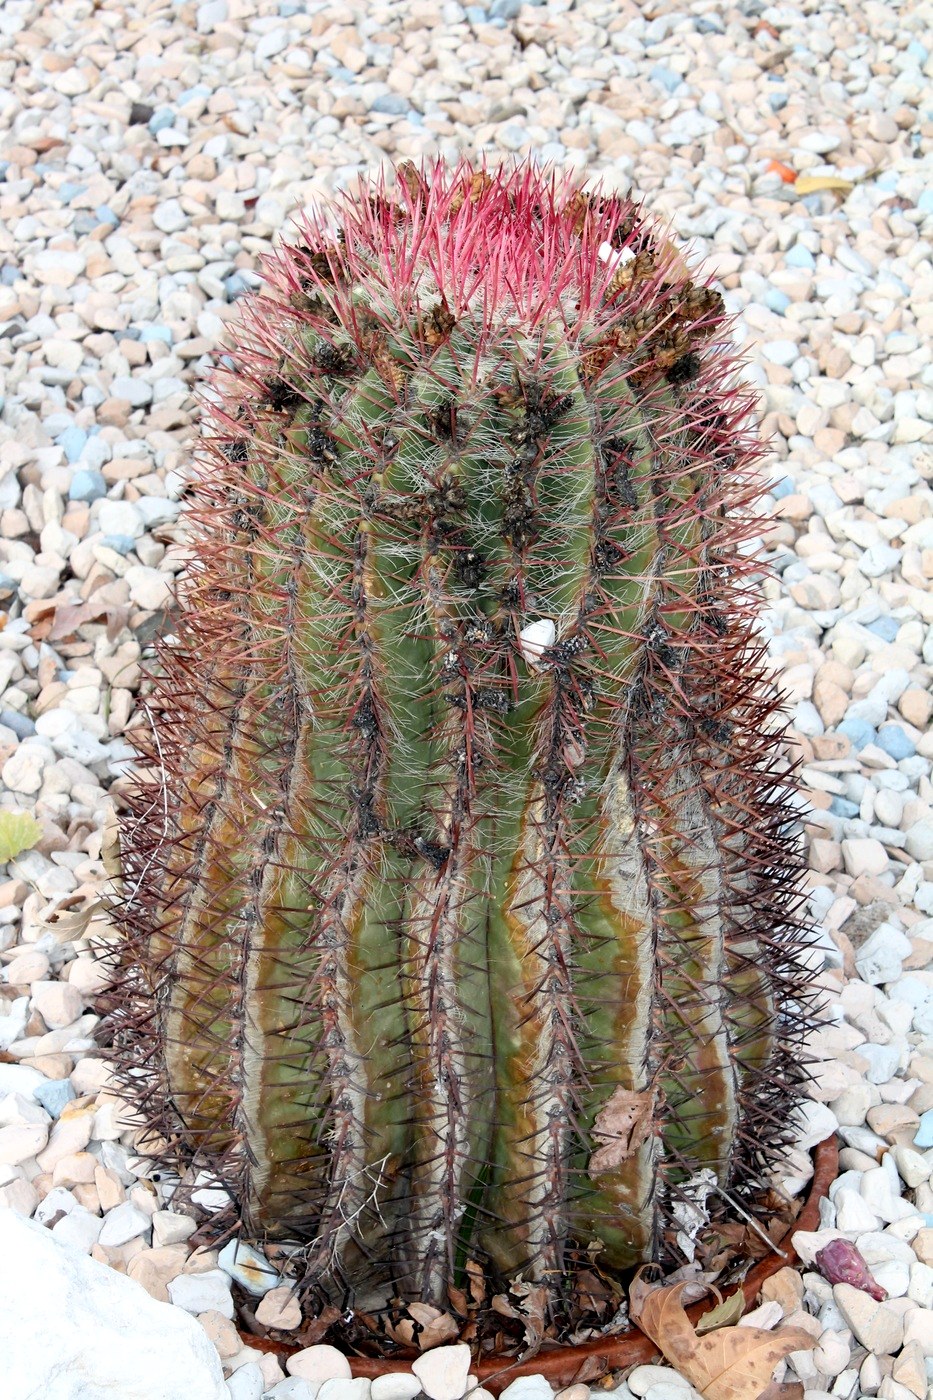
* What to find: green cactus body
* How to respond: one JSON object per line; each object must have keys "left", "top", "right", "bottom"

{"left": 113, "top": 159, "right": 813, "bottom": 1317}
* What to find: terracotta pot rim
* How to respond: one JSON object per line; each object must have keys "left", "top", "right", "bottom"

{"left": 249, "top": 1134, "right": 838, "bottom": 1394}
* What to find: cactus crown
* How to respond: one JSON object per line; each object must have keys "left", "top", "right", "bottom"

{"left": 110, "top": 158, "right": 815, "bottom": 1343}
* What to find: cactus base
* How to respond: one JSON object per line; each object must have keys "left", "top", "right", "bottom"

{"left": 230, "top": 1137, "right": 837, "bottom": 1376}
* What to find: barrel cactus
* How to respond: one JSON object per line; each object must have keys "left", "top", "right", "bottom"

{"left": 110, "top": 158, "right": 813, "bottom": 1329}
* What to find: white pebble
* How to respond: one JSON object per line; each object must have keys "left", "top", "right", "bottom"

{"left": 287, "top": 1346, "right": 353, "bottom": 1385}
{"left": 411, "top": 1344, "right": 472, "bottom": 1400}
{"left": 168, "top": 1270, "right": 235, "bottom": 1319}
{"left": 371, "top": 1375, "right": 422, "bottom": 1400}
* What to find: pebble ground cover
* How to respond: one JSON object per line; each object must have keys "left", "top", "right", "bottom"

{"left": 0, "top": 0, "right": 931, "bottom": 1398}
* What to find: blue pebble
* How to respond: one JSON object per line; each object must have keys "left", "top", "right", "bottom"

{"left": 58, "top": 181, "right": 87, "bottom": 203}
{"left": 918, "top": 191, "right": 933, "bottom": 214}
{"left": 370, "top": 93, "right": 410, "bottom": 115}
{"left": 34, "top": 1078, "right": 76, "bottom": 1120}
{"left": 770, "top": 476, "right": 795, "bottom": 500}
{"left": 68, "top": 469, "right": 108, "bottom": 503}
{"left": 176, "top": 84, "right": 211, "bottom": 105}
{"left": 139, "top": 325, "right": 172, "bottom": 344}
{"left": 695, "top": 17, "right": 724, "bottom": 33}
{"left": 838, "top": 717, "right": 876, "bottom": 752}
{"left": 278, "top": 0, "right": 304, "bottom": 14}
{"left": 769, "top": 92, "right": 789, "bottom": 112}
{"left": 764, "top": 288, "right": 791, "bottom": 315}
{"left": 489, "top": 0, "right": 522, "bottom": 15}
{"left": 649, "top": 65, "right": 681, "bottom": 94}
{"left": 0, "top": 161, "right": 8, "bottom": 182}
{"left": 0, "top": 709, "right": 36, "bottom": 740}
{"left": 830, "top": 797, "right": 859, "bottom": 819}
{"left": 95, "top": 204, "right": 119, "bottom": 226}
{"left": 148, "top": 107, "right": 176, "bottom": 136}
{"left": 865, "top": 615, "right": 900, "bottom": 641}
{"left": 101, "top": 534, "right": 138, "bottom": 556}
{"left": 786, "top": 243, "right": 816, "bottom": 270}
{"left": 465, "top": 4, "right": 486, "bottom": 19}
{"left": 915, "top": 1110, "right": 933, "bottom": 1149}
{"left": 907, "top": 41, "right": 928, "bottom": 63}
{"left": 224, "top": 272, "right": 251, "bottom": 300}
{"left": 57, "top": 427, "right": 88, "bottom": 464}
{"left": 0, "top": 265, "right": 17, "bottom": 286}
{"left": 877, "top": 725, "right": 916, "bottom": 760}
{"left": 73, "top": 212, "right": 99, "bottom": 236}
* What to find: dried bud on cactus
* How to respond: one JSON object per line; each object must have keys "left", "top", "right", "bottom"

{"left": 108, "top": 158, "right": 817, "bottom": 1330}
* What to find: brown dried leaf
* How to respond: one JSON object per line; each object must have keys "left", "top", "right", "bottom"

{"left": 384, "top": 1315, "right": 417, "bottom": 1347}
{"left": 758, "top": 1385, "right": 804, "bottom": 1400}
{"left": 446, "top": 1285, "right": 469, "bottom": 1317}
{"left": 465, "top": 1259, "right": 486, "bottom": 1306}
{"left": 575, "top": 1268, "right": 617, "bottom": 1316}
{"left": 296, "top": 1304, "right": 341, "bottom": 1345}
{"left": 589, "top": 1087, "right": 654, "bottom": 1175}
{"left": 407, "top": 1304, "right": 459, "bottom": 1350}
{"left": 630, "top": 1276, "right": 815, "bottom": 1400}
{"left": 571, "top": 1356, "right": 611, "bottom": 1386}
{"left": 510, "top": 1280, "right": 549, "bottom": 1355}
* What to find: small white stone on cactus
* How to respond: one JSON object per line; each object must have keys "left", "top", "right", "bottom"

{"left": 519, "top": 619, "right": 556, "bottom": 669}
{"left": 597, "top": 240, "right": 635, "bottom": 270}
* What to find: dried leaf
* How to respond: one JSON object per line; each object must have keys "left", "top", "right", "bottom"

{"left": 630, "top": 1275, "right": 815, "bottom": 1400}
{"left": 794, "top": 175, "right": 854, "bottom": 196}
{"left": 589, "top": 1086, "right": 654, "bottom": 1175}
{"left": 446, "top": 1284, "right": 469, "bottom": 1317}
{"left": 465, "top": 1258, "right": 486, "bottom": 1306}
{"left": 757, "top": 1385, "right": 803, "bottom": 1400}
{"left": 510, "top": 1280, "right": 549, "bottom": 1355}
{"left": 696, "top": 1290, "right": 745, "bottom": 1335}
{"left": 575, "top": 1268, "right": 617, "bottom": 1316}
{"left": 571, "top": 1356, "right": 610, "bottom": 1386}
{"left": 297, "top": 1304, "right": 341, "bottom": 1344}
{"left": 407, "top": 1303, "right": 459, "bottom": 1350}
{"left": 385, "top": 1315, "right": 417, "bottom": 1347}
{"left": 0, "top": 811, "right": 43, "bottom": 864}
{"left": 46, "top": 599, "right": 101, "bottom": 641}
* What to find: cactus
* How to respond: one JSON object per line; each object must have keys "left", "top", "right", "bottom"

{"left": 110, "top": 158, "right": 814, "bottom": 1324}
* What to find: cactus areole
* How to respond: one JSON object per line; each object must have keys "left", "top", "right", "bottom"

{"left": 112, "top": 159, "right": 815, "bottom": 1344}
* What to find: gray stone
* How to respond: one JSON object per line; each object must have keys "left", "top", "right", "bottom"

{"left": 855, "top": 924, "right": 913, "bottom": 985}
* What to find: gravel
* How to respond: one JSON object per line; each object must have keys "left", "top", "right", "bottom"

{"left": 1, "top": 0, "right": 932, "bottom": 1396}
